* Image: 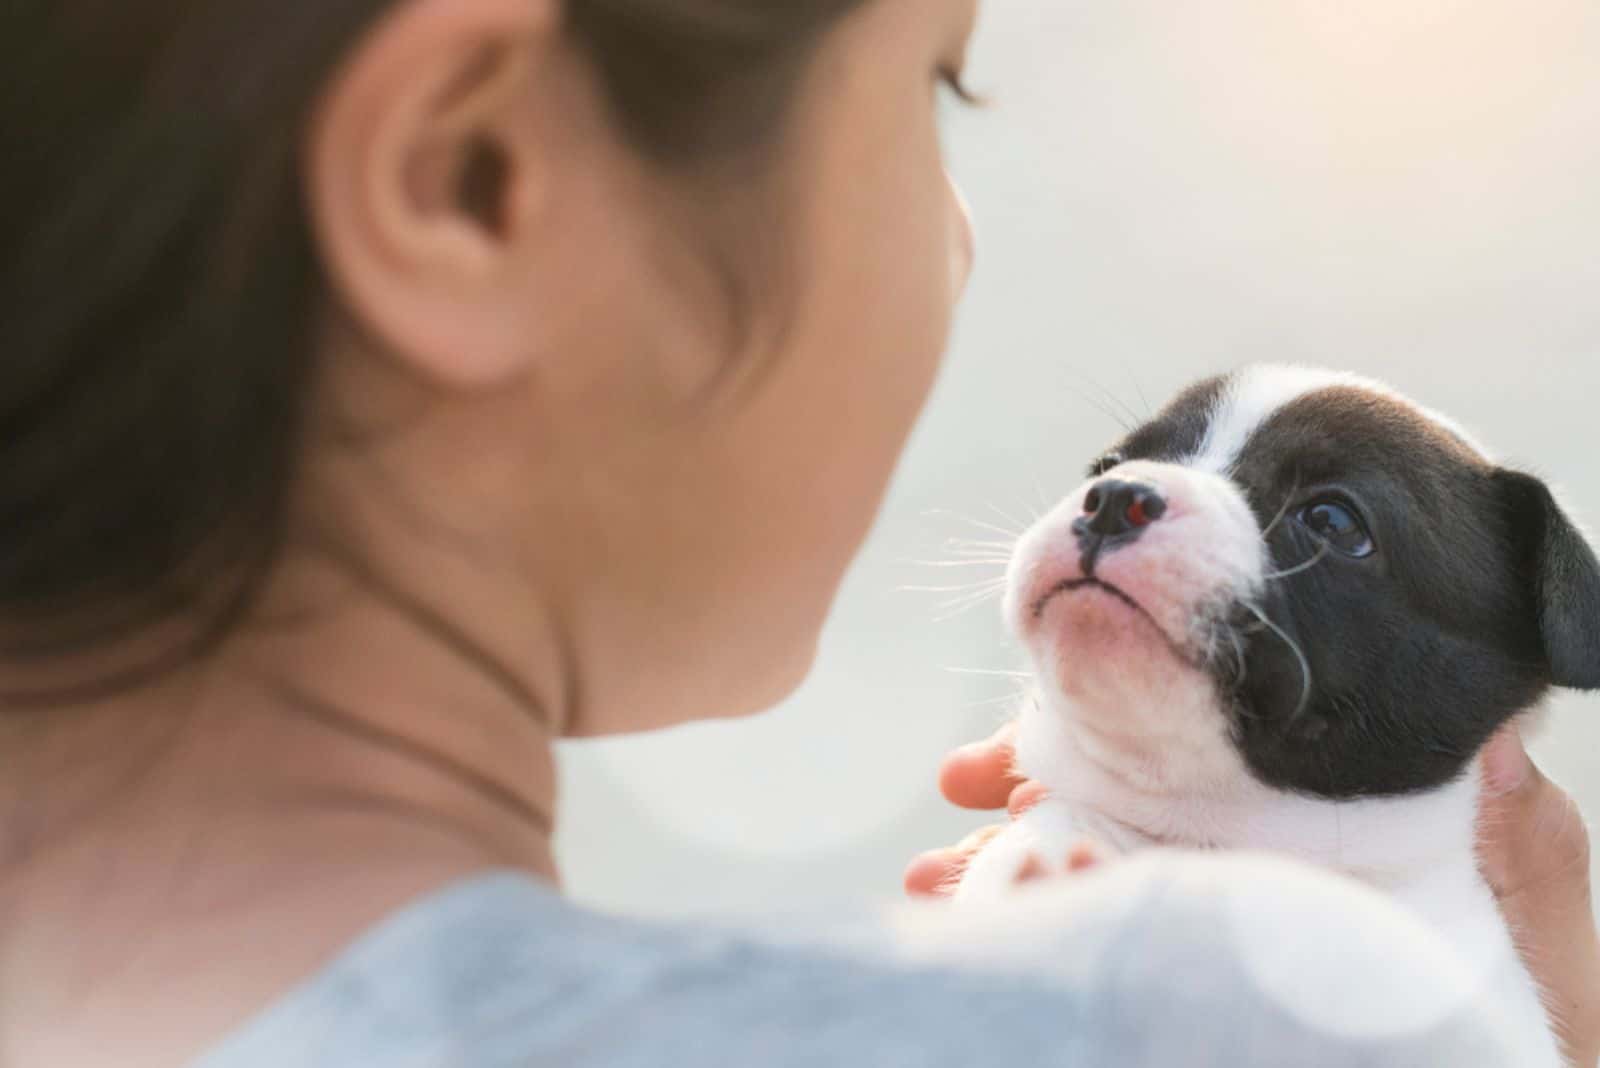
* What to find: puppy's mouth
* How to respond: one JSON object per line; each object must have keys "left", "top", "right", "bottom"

{"left": 1030, "top": 577, "right": 1144, "bottom": 621}
{"left": 1029, "top": 577, "right": 1201, "bottom": 669}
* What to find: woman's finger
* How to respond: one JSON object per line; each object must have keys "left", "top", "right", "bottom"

{"left": 903, "top": 848, "right": 964, "bottom": 897}
{"left": 1476, "top": 724, "right": 1599, "bottom": 1068}
{"left": 903, "top": 825, "right": 1006, "bottom": 897}
{"left": 1007, "top": 780, "right": 1050, "bottom": 818}
{"left": 938, "top": 722, "right": 1026, "bottom": 811}
{"left": 1478, "top": 726, "right": 1591, "bottom": 905}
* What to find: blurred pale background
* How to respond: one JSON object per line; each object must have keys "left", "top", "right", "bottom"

{"left": 557, "top": 0, "right": 1600, "bottom": 920}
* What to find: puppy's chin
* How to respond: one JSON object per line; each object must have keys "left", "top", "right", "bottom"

{"left": 1025, "top": 618, "right": 1246, "bottom": 800}
{"left": 1031, "top": 588, "right": 1215, "bottom": 712}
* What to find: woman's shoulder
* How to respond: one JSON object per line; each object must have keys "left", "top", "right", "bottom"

{"left": 193, "top": 855, "right": 1520, "bottom": 1068}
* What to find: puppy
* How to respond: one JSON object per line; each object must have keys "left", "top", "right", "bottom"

{"left": 957, "top": 366, "right": 1599, "bottom": 1065}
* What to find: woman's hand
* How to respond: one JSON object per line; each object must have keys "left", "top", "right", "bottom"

{"left": 902, "top": 723, "right": 1056, "bottom": 896}
{"left": 1478, "top": 726, "right": 1599, "bottom": 1067}
{"left": 906, "top": 722, "right": 1600, "bottom": 1067}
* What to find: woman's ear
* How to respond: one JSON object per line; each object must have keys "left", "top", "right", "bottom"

{"left": 1495, "top": 469, "right": 1600, "bottom": 690}
{"left": 304, "top": 0, "right": 560, "bottom": 388}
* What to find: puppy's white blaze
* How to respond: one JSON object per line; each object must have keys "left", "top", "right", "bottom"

{"left": 1188, "top": 365, "right": 1354, "bottom": 474}
{"left": 1189, "top": 365, "right": 1494, "bottom": 473}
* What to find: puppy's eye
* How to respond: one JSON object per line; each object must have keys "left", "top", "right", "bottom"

{"left": 1088, "top": 452, "right": 1125, "bottom": 478}
{"left": 1297, "top": 499, "right": 1376, "bottom": 558}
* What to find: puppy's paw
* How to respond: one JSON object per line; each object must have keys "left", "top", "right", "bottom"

{"left": 952, "top": 822, "right": 1054, "bottom": 903}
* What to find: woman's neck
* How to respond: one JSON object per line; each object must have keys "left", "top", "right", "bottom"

{"left": 0, "top": 551, "right": 567, "bottom": 1066}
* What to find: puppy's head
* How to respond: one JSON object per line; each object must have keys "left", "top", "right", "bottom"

{"left": 1008, "top": 366, "right": 1600, "bottom": 799}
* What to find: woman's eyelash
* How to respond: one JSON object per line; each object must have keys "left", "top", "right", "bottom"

{"left": 938, "top": 65, "right": 984, "bottom": 107}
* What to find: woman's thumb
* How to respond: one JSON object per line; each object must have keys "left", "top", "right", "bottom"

{"left": 1481, "top": 723, "right": 1540, "bottom": 801}
{"left": 1476, "top": 723, "right": 1590, "bottom": 909}
{"left": 1477, "top": 723, "right": 1599, "bottom": 1068}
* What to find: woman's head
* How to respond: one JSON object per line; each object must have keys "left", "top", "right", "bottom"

{"left": 3, "top": 0, "right": 978, "bottom": 731}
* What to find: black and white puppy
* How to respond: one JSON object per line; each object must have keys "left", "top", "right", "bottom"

{"left": 957, "top": 366, "right": 1600, "bottom": 1065}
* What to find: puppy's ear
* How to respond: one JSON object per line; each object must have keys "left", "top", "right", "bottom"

{"left": 1495, "top": 469, "right": 1600, "bottom": 690}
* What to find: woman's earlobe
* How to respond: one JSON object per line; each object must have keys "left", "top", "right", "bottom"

{"left": 1495, "top": 469, "right": 1600, "bottom": 690}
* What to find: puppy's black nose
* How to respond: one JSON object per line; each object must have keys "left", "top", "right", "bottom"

{"left": 1077, "top": 479, "right": 1167, "bottom": 538}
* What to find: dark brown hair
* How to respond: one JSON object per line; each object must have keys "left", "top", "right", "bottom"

{"left": 0, "top": 1, "right": 867, "bottom": 694}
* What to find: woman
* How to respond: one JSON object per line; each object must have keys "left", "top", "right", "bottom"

{"left": 1, "top": 1, "right": 1594, "bottom": 1065}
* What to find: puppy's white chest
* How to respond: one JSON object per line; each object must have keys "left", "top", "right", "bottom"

{"left": 954, "top": 704, "right": 1565, "bottom": 1066}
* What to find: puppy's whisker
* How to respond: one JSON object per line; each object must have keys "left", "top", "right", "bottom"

{"left": 1223, "top": 622, "right": 1247, "bottom": 688}
{"left": 1259, "top": 475, "right": 1303, "bottom": 543}
{"left": 961, "top": 691, "right": 1035, "bottom": 714}
{"left": 1054, "top": 379, "right": 1135, "bottom": 434}
{"left": 1125, "top": 365, "right": 1155, "bottom": 421}
{"left": 907, "top": 558, "right": 1010, "bottom": 569}
{"left": 1060, "top": 366, "right": 1144, "bottom": 430}
{"left": 1264, "top": 540, "right": 1331, "bottom": 581}
{"left": 940, "top": 543, "right": 1017, "bottom": 559}
{"left": 1030, "top": 473, "right": 1056, "bottom": 518}
{"left": 933, "top": 586, "right": 1007, "bottom": 621}
{"left": 934, "top": 578, "right": 1004, "bottom": 597}
{"left": 924, "top": 510, "right": 1022, "bottom": 541}
{"left": 986, "top": 502, "right": 1032, "bottom": 534}
{"left": 1241, "top": 600, "right": 1313, "bottom": 723}
{"left": 900, "top": 579, "right": 1008, "bottom": 595}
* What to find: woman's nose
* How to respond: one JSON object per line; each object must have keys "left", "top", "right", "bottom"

{"left": 948, "top": 175, "right": 975, "bottom": 296}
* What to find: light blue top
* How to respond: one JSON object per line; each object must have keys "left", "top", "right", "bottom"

{"left": 194, "top": 853, "right": 1520, "bottom": 1067}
